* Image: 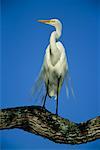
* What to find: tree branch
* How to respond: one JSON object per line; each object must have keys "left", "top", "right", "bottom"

{"left": 0, "top": 106, "right": 100, "bottom": 144}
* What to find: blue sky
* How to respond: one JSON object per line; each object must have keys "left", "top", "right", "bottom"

{"left": 1, "top": 0, "right": 100, "bottom": 149}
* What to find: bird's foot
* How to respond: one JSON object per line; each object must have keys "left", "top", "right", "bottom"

{"left": 56, "top": 111, "right": 58, "bottom": 116}
{"left": 42, "top": 105, "right": 46, "bottom": 109}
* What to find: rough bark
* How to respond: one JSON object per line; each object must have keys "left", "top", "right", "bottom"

{"left": 0, "top": 106, "right": 100, "bottom": 144}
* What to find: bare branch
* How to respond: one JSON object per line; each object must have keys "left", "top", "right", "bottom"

{"left": 0, "top": 106, "right": 100, "bottom": 144}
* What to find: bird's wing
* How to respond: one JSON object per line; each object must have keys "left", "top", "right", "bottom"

{"left": 55, "top": 42, "right": 68, "bottom": 69}
{"left": 56, "top": 42, "right": 75, "bottom": 98}
{"left": 31, "top": 67, "right": 46, "bottom": 104}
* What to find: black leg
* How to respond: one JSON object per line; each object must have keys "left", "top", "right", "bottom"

{"left": 56, "top": 76, "right": 61, "bottom": 115}
{"left": 43, "top": 80, "right": 49, "bottom": 108}
{"left": 43, "top": 92, "right": 47, "bottom": 108}
{"left": 56, "top": 95, "right": 58, "bottom": 115}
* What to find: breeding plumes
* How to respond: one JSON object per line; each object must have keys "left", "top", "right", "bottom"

{"left": 32, "top": 19, "right": 73, "bottom": 115}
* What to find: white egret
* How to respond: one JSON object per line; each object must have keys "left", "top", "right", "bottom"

{"left": 32, "top": 19, "right": 73, "bottom": 115}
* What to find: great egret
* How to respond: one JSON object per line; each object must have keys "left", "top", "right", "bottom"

{"left": 32, "top": 19, "right": 72, "bottom": 115}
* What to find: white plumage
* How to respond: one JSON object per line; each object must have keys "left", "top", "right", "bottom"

{"left": 44, "top": 41, "right": 68, "bottom": 98}
{"left": 32, "top": 19, "right": 72, "bottom": 115}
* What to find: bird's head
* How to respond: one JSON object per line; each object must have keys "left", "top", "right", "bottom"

{"left": 37, "top": 19, "right": 62, "bottom": 30}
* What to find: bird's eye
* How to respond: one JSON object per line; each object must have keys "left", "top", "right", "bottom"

{"left": 51, "top": 20, "right": 55, "bottom": 23}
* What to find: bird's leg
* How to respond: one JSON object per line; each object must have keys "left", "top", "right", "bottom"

{"left": 43, "top": 80, "right": 49, "bottom": 108}
{"left": 43, "top": 92, "right": 47, "bottom": 108}
{"left": 56, "top": 76, "right": 61, "bottom": 115}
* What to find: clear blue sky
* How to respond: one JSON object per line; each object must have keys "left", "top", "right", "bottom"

{"left": 1, "top": 0, "right": 100, "bottom": 149}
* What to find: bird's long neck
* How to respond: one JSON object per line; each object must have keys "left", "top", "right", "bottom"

{"left": 50, "top": 26, "right": 62, "bottom": 54}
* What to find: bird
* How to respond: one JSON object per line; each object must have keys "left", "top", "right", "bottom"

{"left": 32, "top": 19, "right": 73, "bottom": 115}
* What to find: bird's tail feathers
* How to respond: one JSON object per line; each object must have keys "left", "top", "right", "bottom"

{"left": 65, "top": 71, "right": 75, "bottom": 99}
{"left": 31, "top": 69, "right": 46, "bottom": 105}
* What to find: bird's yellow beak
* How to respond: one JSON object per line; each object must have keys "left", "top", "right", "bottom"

{"left": 37, "top": 20, "right": 51, "bottom": 24}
